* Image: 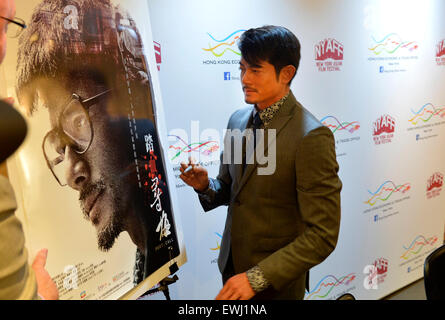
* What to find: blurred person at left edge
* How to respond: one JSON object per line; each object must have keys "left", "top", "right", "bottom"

{"left": 0, "top": 0, "right": 58, "bottom": 300}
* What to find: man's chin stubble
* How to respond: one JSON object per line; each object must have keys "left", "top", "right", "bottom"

{"left": 78, "top": 180, "right": 126, "bottom": 252}
{"left": 96, "top": 215, "right": 125, "bottom": 252}
{"left": 97, "top": 228, "right": 119, "bottom": 252}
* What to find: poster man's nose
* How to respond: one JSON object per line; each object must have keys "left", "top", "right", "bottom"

{"left": 65, "top": 146, "right": 90, "bottom": 191}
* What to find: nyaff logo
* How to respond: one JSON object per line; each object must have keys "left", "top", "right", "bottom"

{"left": 427, "top": 172, "right": 443, "bottom": 199}
{"left": 154, "top": 41, "right": 161, "bottom": 71}
{"left": 315, "top": 38, "right": 344, "bottom": 72}
{"left": 363, "top": 258, "right": 388, "bottom": 290}
{"left": 374, "top": 258, "right": 389, "bottom": 284}
{"left": 373, "top": 114, "right": 395, "bottom": 145}
{"left": 436, "top": 39, "right": 445, "bottom": 66}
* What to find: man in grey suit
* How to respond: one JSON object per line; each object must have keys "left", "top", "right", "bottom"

{"left": 180, "top": 25, "right": 342, "bottom": 300}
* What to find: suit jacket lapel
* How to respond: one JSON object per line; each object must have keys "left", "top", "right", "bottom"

{"left": 231, "top": 92, "right": 296, "bottom": 201}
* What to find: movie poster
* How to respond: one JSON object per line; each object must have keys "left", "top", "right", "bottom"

{"left": 1, "top": 0, "right": 186, "bottom": 300}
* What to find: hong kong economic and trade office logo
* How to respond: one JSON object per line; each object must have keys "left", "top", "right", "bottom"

{"left": 364, "top": 180, "right": 411, "bottom": 207}
{"left": 168, "top": 121, "right": 277, "bottom": 176}
{"left": 408, "top": 103, "right": 445, "bottom": 126}
{"left": 321, "top": 115, "right": 360, "bottom": 157}
{"left": 321, "top": 116, "right": 360, "bottom": 134}
{"left": 369, "top": 33, "right": 418, "bottom": 56}
{"left": 168, "top": 132, "right": 220, "bottom": 164}
{"left": 368, "top": 33, "right": 419, "bottom": 73}
{"left": 426, "top": 172, "right": 443, "bottom": 199}
{"left": 202, "top": 29, "right": 245, "bottom": 66}
{"left": 209, "top": 232, "right": 222, "bottom": 265}
{"left": 373, "top": 114, "right": 395, "bottom": 145}
{"left": 315, "top": 38, "right": 344, "bottom": 72}
{"left": 400, "top": 235, "right": 438, "bottom": 262}
{"left": 210, "top": 232, "right": 222, "bottom": 252}
{"left": 305, "top": 273, "right": 356, "bottom": 300}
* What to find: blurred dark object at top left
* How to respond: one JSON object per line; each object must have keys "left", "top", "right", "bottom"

{"left": 0, "top": 100, "right": 27, "bottom": 163}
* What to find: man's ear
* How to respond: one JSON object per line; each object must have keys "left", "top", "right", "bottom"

{"left": 279, "top": 65, "right": 296, "bottom": 86}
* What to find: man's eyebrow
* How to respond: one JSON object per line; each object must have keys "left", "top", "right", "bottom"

{"left": 239, "top": 61, "right": 262, "bottom": 69}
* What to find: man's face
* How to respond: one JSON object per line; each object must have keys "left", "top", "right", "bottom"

{"left": 239, "top": 57, "right": 288, "bottom": 110}
{"left": 40, "top": 81, "right": 134, "bottom": 252}
{"left": 0, "top": 0, "right": 15, "bottom": 64}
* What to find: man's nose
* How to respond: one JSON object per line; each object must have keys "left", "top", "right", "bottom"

{"left": 241, "top": 70, "right": 251, "bottom": 86}
{"left": 65, "top": 146, "right": 90, "bottom": 191}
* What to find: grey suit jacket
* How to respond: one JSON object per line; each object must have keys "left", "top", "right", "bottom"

{"left": 198, "top": 91, "right": 342, "bottom": 299}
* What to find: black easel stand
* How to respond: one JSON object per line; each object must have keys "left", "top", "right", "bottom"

{"left": 143, "top": 274, "right": 178, "bottom": 300}
{"left": 141, "top": 261, "right": 179, "bottom": 300}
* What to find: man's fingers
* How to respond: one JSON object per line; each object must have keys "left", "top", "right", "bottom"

{"left": 215, "top": 287, "right": 224, "bottom": 300}
{"left": 183, "top": 165, "right": 194, "bottom": 174}
{"left": 227, "top": 291, "right": 241, "bottom": 300}
{"left": 180, "top": 162, "right": 189, "bottom": 172}
{"left": 239, "top": 293, "right": 250, "bottom": 300}
{"left": 216, "top": 289, "right": 240, "bottom": 300}
{"left": 189, "top": 156, "right": 197, "bottom": 166}
{"left": 215, "top": 273, "right": 255, "bottom": 300}
{"left": 215, "top": 279, "right": 236, "bottom": 300}
{"left": 179, "top": 173, "right": 191, "bottom": 184}
{"left": 32, "top": 248, "right": 48, "bottom": 270}
{"left": 215, "top": 285, "right": 229, "bottom": 300}
{"left": 215, "top": 290, "right": 229, "bottom": 300}
{"left": 180, "top": 161, "right": 196, "bottom": 175}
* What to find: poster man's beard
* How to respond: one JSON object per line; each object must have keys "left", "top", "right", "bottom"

{"left": 96, "top": 214, "right": 125, "bottom": 252}
{"left": 79, "top": 179, "right": 125, "bottom": 252}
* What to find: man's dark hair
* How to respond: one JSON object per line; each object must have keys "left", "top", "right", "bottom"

{"left": 238, "top": 25, "right": 301, "bottom": 84}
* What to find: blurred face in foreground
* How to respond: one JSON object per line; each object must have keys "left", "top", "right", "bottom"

{"left": 0, "top": 0, "right": 16, "bottom": 63}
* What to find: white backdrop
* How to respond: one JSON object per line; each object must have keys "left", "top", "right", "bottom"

{"left": 146, "top": 0, "right": 445, "bottom": 299}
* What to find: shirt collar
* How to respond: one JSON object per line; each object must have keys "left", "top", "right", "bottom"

{"left": 253, "top": 92, "right": 290, "bottom": 128}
